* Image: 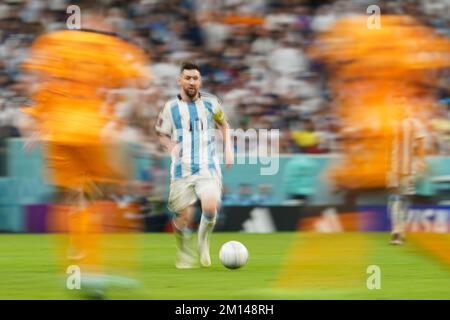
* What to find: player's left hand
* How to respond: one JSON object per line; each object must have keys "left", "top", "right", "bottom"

{"left": 225, "top": 149, "right": 234, "bottom": 170}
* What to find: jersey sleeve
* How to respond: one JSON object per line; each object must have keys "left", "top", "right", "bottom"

{"left": 155, "top": 102, "right": 173, "bottom": 136}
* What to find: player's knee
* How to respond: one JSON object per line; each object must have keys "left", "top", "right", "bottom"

{"left": 201, "top": 199, "right": 219, "bottom": 215}
{"left": 174, "top": 207, "right": 192, "bottom": 226}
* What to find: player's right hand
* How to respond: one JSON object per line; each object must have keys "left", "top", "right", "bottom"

{"left": 225, "top": 148, "right": 234, "bottom": 170}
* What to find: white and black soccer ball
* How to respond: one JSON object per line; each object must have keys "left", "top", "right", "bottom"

{"left": 219, "top": 241, "right": 249, "bottom": 269}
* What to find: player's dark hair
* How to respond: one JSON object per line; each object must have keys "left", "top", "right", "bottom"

{"left": 180, "top": 61, "right": 200, "bottom": 74}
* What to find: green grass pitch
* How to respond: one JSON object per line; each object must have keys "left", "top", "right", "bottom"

{"left": 0, "top": 232, "right": 449, "bottom": 299}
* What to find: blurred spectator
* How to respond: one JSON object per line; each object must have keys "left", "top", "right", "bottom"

{"left": 222, "top": 184, "right": 239, "bottom": 206}
{"left": 291, "top": 119, "right": 323, "bottom": 153}
{"left": 0, "top": 0, "right": 448, "bottom": 159}
{"left": 252, "top": 183, "right": 276, "bottom": 205}
{"left": 223, "top": 183, "right": 258, "bottom": 206}
{"left": 283, "top": 155, "right": 319, "bottom": 205}
{"left": 267, "top": 37, "right": 309, "bottom": 76}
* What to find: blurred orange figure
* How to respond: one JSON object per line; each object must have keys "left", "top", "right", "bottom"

{"left": 21, "top": 10, "right": 150, "bottom": 295}
{"left": 310, "top": 15, "right": 450, "bottom": 191}
{"left": 22, "top": 30, "right": 149, "bottom": 190}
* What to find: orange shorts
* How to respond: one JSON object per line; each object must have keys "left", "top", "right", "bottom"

{"left": 45, "top": 142, "right": 128, "bottom": 192}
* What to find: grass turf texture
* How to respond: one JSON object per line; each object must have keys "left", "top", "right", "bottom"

{"left": 0, "top": 232, "right": 448, "bottom": 299}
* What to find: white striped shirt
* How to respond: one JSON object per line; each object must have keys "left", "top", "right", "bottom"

{"left": 390, "top": 117, "right": 426, "bottom": 175}
{"left": 155, "top": 93, "right": 225, "bottom": 181}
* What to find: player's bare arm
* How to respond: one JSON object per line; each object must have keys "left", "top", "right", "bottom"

{"left": 157, "top": 132, "right": 180, "bottom": 159}
{"left": 215, "top": 118, "right": 234, "bottom": 170}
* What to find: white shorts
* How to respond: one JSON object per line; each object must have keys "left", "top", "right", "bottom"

{"left": 168, "top": 174, "right": 222, "bottom": 213}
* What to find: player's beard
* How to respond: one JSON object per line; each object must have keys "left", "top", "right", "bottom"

{"left": 184, "top": 87, "right": 198, "bottom": 99}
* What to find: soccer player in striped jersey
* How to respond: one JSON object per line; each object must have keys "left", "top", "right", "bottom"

{"left": 156, "top": 62, "right": 234, "bottom": 268}
{"left": 387, "top": 100, "right": 427, "bottom": 245}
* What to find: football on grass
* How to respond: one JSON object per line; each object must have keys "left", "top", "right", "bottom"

{"left": 219, "top": 241, "right": 248, "bottom": 269}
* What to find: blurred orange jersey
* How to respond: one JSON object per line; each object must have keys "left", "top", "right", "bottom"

{"left": 22, "top": 29, "right": 150, "bottom": 144}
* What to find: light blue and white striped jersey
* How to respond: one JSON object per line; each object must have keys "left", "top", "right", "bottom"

{"left": 155, "top": 93, "right": 225, "bottom": 181}
{"left": 390, "top": 117, "right": 426, "bottom": 176}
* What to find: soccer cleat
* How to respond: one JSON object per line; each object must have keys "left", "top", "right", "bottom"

{"left": 199, "top": 241, "right": 211, "bottom": 267}
{"left": 173, "top": 225, "right": 198, "bottom": 269}
{"left": 175, "top": 250, "right": 198, "bottom": 269}
{"left": 390, "top": 233, "right": 404, "bottom": 245}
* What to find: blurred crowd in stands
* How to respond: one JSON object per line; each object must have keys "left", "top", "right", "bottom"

{"left": 0, "top": 0, "right": 448, "bottom": 158}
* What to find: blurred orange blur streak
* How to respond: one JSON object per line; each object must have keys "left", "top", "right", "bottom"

{"left": 23, "top": 29, "right": 151, "bottom": 277}
{"left": 274, "top": 233, "right": 372, "bottom": 289}
{"left": 21, "top": 30, "right": 150, "bottom": 190}
{"left": 22, "top": 29, "right": 151, "bottom": 145}
{"left": 409, "top": 233, "right": 450, "bottom": 269}
{"left": 47, "top": 199, "right": 142, "bottom": 274}
{"left": 309, "top": 15, "right": 450, "bottom": 190}
{"left": 47, "top": 203, "right": 103, "bottom": 274}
